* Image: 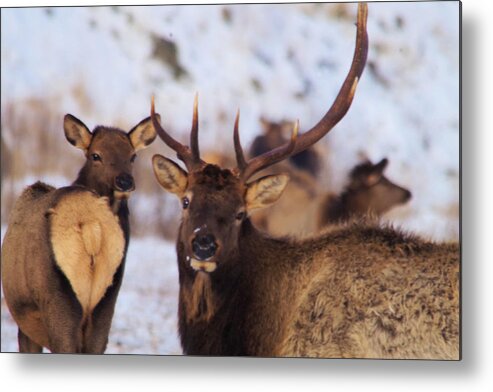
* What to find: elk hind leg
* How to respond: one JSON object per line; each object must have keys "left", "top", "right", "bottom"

{"left": 18, "top": 328, "right": 43, "bottom": 353}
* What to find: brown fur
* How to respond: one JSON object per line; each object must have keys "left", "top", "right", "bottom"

{"left": 1, "top": 115, "right": 156, "bottom": 353}
{"left": 181, "top": 271, "right": 217, "bottom": 323}
{"left": 1, "top": 184, "right": 124, "bottom": 352}
{"left": 252, "top": 159, "right": 411, "bottom": 238}
{"left": 153, "top": 162, "right": 459, "bottom": 359}
{"left": 151, "top": 3, "right": 456, "bottom": 358}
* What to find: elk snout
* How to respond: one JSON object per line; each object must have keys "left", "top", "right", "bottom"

{"left": 115, "top": 173, "right": 135, "bottom": 192}
{"left": 192, "top": 234, "right": 218, "bottom": 261}
{"left": 403, "top": 189, "right": 412, "bottom": 202}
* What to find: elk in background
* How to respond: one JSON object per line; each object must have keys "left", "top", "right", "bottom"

{"left": 151, "top": 3, "right": 459, "bottom": 359}
{"left": 317, "top": 157, "right": 411, "bottom": 226}
{"left": 251, "top": 154, "right": 412, "bottom": 237}
{"left": 1, "top": 114, "right": 157, "bottom": 353}
{"left": 250, "top": 117, "right": 322, "bottom": 176}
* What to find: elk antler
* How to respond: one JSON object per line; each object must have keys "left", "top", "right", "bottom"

{"left": 235, "top": 2, "right": 369, "bottom": 181}
{"left": 151, "top": 95, "right": 204, "bottom": 171}
{"left": 234, "top": 115, "right": 299, "bottom": 181}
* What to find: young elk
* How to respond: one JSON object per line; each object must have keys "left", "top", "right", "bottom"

{"left": 253, "top": 156, "right": 412, "bottom": 237}
{"left": 152, "top": 4, "right": 459, "bottom": 359}
{"left": 1, "top": 115, "right": 157, "bottom": 353}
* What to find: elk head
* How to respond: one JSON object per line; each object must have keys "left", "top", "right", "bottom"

{"left": 346, "top": 158, "right": 412, "bottom": 215}
{"left": 152, "top": 3, "right": 368, "bottom": 273}
{"left": 64, "top": 114, "right": 158, "bottom": 203}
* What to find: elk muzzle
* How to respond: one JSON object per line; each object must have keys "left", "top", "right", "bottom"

{"left": 115, "top": 173, "right": 135, "bottom": 192}
{"left": 192, "top": 234, "right": 218, "bottom": 261}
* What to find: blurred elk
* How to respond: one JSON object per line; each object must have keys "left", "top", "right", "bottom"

{"left": 151, "top": 4, "right": 459, "bottom": 359}
{"left": 250, "top": 117, "right": 322, "bottom": 176}
{"left": 252, "top": 154, "right": 412, "bottom": 237}
{"left": 1, "top": 115, "right": 157, "bottom": 353}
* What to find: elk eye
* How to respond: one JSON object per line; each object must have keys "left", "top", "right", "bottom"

{"left": 182, "top": 197, "right": 190, "bottom": 209}
{"left": 236, "top": 211, "right": 245, "bottom": 221}
{"left": 131, "top": 154, "right": 137, "bottom": 163}
{"left": 91, "top": 153, "right": 101, "bottom": 162}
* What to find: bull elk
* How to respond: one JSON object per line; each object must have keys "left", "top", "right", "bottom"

{"left": 252, "top": 156, "right": 412, "bottom": 237}
{"left": 151, "top": 3, "right": 459, "bottom": 359}
{"left": 1, "top": 115, "right": 157, "bottom": 353}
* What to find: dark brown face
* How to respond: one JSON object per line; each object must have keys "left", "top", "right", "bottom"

{"left": 179, "top": 165, "right": 246, "bottom": 271}
{"left": 153, "top": 156, "right": 289, "bottom": 274}
{"left": 348, "top": 158, "right": 412, "bottom": 215}
{"left": 81, "top": 128, "right": 137, "bottom": 197}
{"left": 64, "top": 114, "right": 157, "bottom": 199}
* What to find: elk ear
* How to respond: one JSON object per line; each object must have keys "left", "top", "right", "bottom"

{"left": 64, "top": 114, "right": 92, "bottom": 152}
{"left": 129, "top": 115, "right": 159, "bottom": 152}
{"left": 245, "top": 174, "right": 289, "bottom": 211}
{"left": 365, "top": 158, "right": 388, "bottom": 186}
{"left": 374, "top": 158, "right": 389, "bottom": 173}
{"left": 152, "top": 154, "right": 188, "bottom": 196}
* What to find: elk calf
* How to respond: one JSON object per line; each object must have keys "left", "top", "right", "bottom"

{"left": 151, "top": 3, "right": 459, "bottom": 359}
{"left": 1, "top": 115, "right": 156, "bottom": 353}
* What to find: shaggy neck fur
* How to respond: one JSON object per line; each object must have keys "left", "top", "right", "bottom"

{"left": 322, "top": 190, "right": 354, "bottom": 224}
{"left": 177, "top": 220, "right": 296, "bottom": 356}
{"left": 176, "top": 218, "right": 459, "bottom": 359}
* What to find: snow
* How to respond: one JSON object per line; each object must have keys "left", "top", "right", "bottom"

{"left": 1, "top": 2, "right": 459, "bottom": 354}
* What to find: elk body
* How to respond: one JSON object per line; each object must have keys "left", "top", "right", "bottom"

{"left": 1, "top": 115, "right": 156, "bottom": 353}
{"left": 252, "top": 156, "right": 412, "bottom": 237}
{"left": 151, "top": 3, "right": 459, "bottom": 359}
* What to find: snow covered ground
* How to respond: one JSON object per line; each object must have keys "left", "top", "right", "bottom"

{"left": 1, "top": 2, "right": 459, "bottom": 354}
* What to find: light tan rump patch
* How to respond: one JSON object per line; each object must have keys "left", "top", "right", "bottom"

{"left": 49, "top": 191, "right": 125, "bottom": 318}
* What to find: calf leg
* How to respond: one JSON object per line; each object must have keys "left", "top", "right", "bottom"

{"left": 18, "top": 328, "right": 43, "bottom": 353}
{"left": 82, "top": 265, "right": 125, "bottom": 353}
{"left": 42, "top": 294, "right": 84, "bottom": 353}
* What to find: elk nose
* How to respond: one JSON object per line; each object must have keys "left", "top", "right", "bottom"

{"left": 192, "top": 234, "right": 218, "bottom": 261}
{"left": 404, "top": 189, "right": 412, "bottom": 201}
{"left": 115, "top": 173, "right": 135, "bottom": 192}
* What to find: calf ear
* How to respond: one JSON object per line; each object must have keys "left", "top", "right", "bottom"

{"left": 129, "top": 115, "right": 159, "bottom": 152}
{"left": 64, "top": 114, "right": 92, "bottom": 152}
{"left": 152, "top": 154, "right": 188, "bottom": 196}
{"left": 245, "top": 174, "right": 289, "bottom": 212}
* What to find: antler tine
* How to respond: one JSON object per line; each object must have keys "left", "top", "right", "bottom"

{"left": 241, "top": 120, "right": 299, "bottom": 181}
{"left": 237, "top": 3, "right": 368, "bottom": 182}
{"left": 290, "top": 2, "right": 368, "bottom": 156}
{"left": 190, "top": 92, "right": 200, "bottom": 163}
{"left": 234, "top": 109, "right": 247, "bottom": 171}
{"left": 151, "top": 96, "right": 203, "bottom": 170}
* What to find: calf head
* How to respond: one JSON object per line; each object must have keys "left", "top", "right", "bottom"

{"left": 64, "top": 114, "right": 158, "bottom": 201}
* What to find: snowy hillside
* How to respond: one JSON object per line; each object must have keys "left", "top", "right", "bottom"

{"left": 1, "top": 2, "right": 459, "bottom": 354}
